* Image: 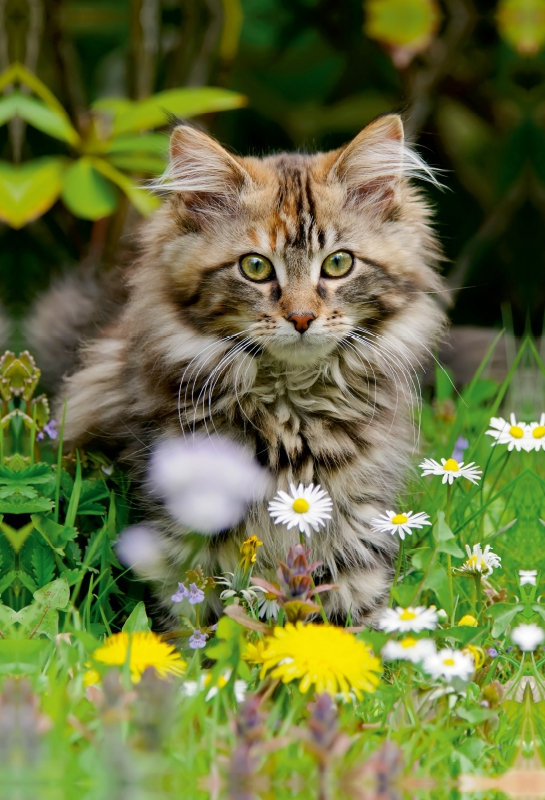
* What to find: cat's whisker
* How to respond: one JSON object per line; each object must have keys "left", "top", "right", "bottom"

{"left": 203, "top": 340, "right": 256, "bottom": 438}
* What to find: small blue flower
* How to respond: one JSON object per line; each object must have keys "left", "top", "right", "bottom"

{"left": 189, "top": 629, "right": 208, "bottom": 649}
{"left": 171, "top": 582, "right": 189, "bottom": 603}
{"left": 188, "top": 582, "right": 205, "bottom": 605}
{"left": 43, "top": 419, "right": 58, "bottom": 440}
{"left": 488, "top": 647, "right": 499, "bottom": 658}
{"left": 452, "top": 436, "right": 469, "bottom": 463}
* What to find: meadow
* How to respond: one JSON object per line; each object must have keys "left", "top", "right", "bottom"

{"left": 1, "top": 337, "right": 544, "bottom": 800}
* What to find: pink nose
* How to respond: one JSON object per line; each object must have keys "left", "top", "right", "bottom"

{"left": 287, "top": 313, "right": 316, "bottom": 333}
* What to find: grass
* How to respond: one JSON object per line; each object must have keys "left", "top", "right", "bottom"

{"left": 1, "top": 340, "right": 545, "bottom": 799}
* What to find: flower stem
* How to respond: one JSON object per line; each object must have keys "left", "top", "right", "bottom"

{"left": 474, "top": 574, "right": 483, "bottom": 623}
{"left": 445, "top": 483, "right": 454, "bottom": 620}
{"left": 389, "top": 538, "right": 404, "bottom": 607}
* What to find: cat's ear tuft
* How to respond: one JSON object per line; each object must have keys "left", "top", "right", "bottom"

{"left": 153, "top": 125, "right": 249, "bottom": 214}
{"left": 331, "top": 114, "right": 433, "bottom": 216}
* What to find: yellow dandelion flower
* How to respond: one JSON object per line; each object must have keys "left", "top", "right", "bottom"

{"left": 243, "top": 639, "right": 268, "bottom": 667}
{"left": 259, "top": 623, "right": 382, "bottom": 698}
{"left": 457, "top": 614, "right": 478, "bottom": 627}
{"left": 239, "top": 535, "right": 263, "bottom": 570}
{"left": 92, "top": 631, "right": 186, "bottom": 683}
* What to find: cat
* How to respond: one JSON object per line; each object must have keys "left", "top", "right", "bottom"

{"left": 29, "top": 114, "right": 446, "bottom": 625}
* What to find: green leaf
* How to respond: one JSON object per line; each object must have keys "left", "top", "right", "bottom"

{"left": 486, "top": 603, "right": 523, "bottom": 637}
{"left": 0, "top": 570, "right": 17, "bottom": 595}
{"left": 61, "top": 157, "right": 119, "bottom": 220}
{"left": 435, "top": 626, "right": 487, "bottom": 645}
{"left": 0, "top": 496, "right": 54, "bottom": 514}
{"left": 0, "top": 604, "right": 18, "bottom": 638}
{"left": 0, "top": 639, "right": 50, "bottom": 674}
{"left": 0, "top": 91, "right": 80, "bottom": 144}
{"left": 122, "top": 601, "right": 150, "bottom": 633}
{"left": 422, "top": 562, "right": 452, "bottom": 616}
{"left": 94, "top": 88, "right": 246, "bottom": 136}
{"left": 31, "top": 546, "right": 56, "bottom": 587}
{"left": 0, "top": 158, "right": 66, "bottom": 229}
{"left": 0, "top": 521, "right": 35, "bottom": 553}
{"left": 31, "top": 514, "right": 77, "bottom": 551}
{"left": 411, "top": 547, "right": 434, "bottom": 571}
{"left": 456, "top": 706, "right": 496, "bottom": 724}
{"left": 90, "top": 157, "right": 160, "bottom": 215}
{"left": 432, "top": 512, "right": 465, "bottom": 557}
{"left": 105, "top": 133, "right": 168, "bottom": 155}
{"left": 0, "top": 463, "right": 54, "bottom": 486}
{"left": 17, "top": 578, "right": 70, "bottom": 639}
{"left": 390, "top": 583, "right": 419, "bottom": 606}
{"left": 107, "top": 154, "right": 166, "bottom": 174}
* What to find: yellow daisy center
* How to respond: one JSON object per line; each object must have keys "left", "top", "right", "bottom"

{"left": 399, "top": 609, "right": 417, "bottom": 621}
{"left": 442, "top": 658, "right": 456, "bottom": 666}
{"left": 533, "top": 425, "right": 545, "bottom": 439}
{"left": 292, "top": 498, "right": 310, "bottom": 514}
{"left": 509, "top": 425, "right": 524, "bottom": 439}
{"left": 400, "top": 637, "right": 418, "bottom": 648}
{"left": 443, "top": 458, "right": 459, "bottom": 471}
{"left": 392, "top": 513, "right": 409, "bottom": 525}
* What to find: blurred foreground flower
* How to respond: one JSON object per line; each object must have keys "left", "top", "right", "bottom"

{"left": 378, "top": 605, "right": 438, "bottom": 633}
{"left": 370, "top": 509, "right": 431, "bottom": 540}
{"left": 256, "top": 624, "right": 381, "bottom": 698}
{"left": 452, "top": 436, "right": 469, "bottom": 463}
{"left": 458, "top": 544, "right": 501, "bottom": 577}
{"left": 419, "top": 457, "right": 482, "bottom": 485}
{"left": 511, "top": 624, "right": 545, "bottom": 652}
{"left": 115, "top": 525, "right": 165, "bottom": 574}
{"left": 148, "top": 434, "right": 272, "bottom": 534}
{"left": 91, "top": 632, "right": 186, "bottom": 683}
{"left": 423, "top": 648, "right": 474, "bottom": 683}
{"left": 382, "top": 636, "right": 436, "bottom": 664}
{"left": 268, "top": 482, "right": 332, "bottom": 537}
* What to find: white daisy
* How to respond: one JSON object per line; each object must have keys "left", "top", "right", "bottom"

{"left": 511, "top": 624, "right": 545, "bottom": 652}
{"left": 519, "top": 570, "right": 538, "bottom": 586}
{"left": 370, "top": 510, "right": 431, "bottom": 541}
{"left": 458, "top": 543, "right": 501, "bottom": 577}
{"left": 423, "top": 648, "right": 474, "bottom": 683}
{"left": 255, "top": 586, "right": 280, "bottom": 621}
{"left": 527, "top": 414, "right": 545, "bottom": 451}
{"left": 268, "top": 482, "right": 333, "bottom": 537}
{"left": 419, "top": 457, "right": 482, "bottom": 485}
{"left": 378, "top": 605, "right": 438, "bottom": 634}
{"left": 382, "top": 636, "right": 436, "bottom": 664}
{"left": 485, "top": 413, "right": 531, "bottom": 451}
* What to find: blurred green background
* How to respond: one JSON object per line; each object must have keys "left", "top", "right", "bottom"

{"left": 3, "top": 0, "right": 545, "bottom": 336}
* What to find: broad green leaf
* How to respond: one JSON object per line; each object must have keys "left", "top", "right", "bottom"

{"left": 91, "top": 157, "right": 159, "bottom": 215}
{"left": 0, "top": 463, "right": 52, "bottom": 486}
{"left": 422, "top": 562, "right": 452, "bottom": 616}
{"left": 61, "top": 157, "right": 119, "bottom": 220}
{"left": 0, "top": 63, "right": 66, "bottom": 115}
{"left": 17, "top": 578, "right": 70, "bottom": 639}
{"left": 436, "top": 538, "right": 465, "bottom": 558}
{"left": 98, "top": 87, "right": 247, "bottom": 135}
{"left": 105, "top": 133, "right": 168, "bottom": 155}
{"left": 411, "top": 547, "right": 434, "bottom": 571}
{"left": 435, "top": 626, "right": 487, "bottom": 645}
{"left": 433, "top": 512, "right": 465, "bottom": 557}
{"left": 390, "top": 583, "right": 419, "bottom": 606}
{"left": 0, "top": 157, "right": 66, "bottom": 228}
{"left": 486, "top": 603, "right": 524, "bottom": 637}
{"left": 122, "top": 601, "right": 151, "bottom": 633}
{"left": 0, "top": 570, "right": 17, "bottom": 595}
{"left": 107, "top": 154, "right": 166, "bottom": 174}
{"left": 0, "top": 91, "right": 80, "bottom": 144}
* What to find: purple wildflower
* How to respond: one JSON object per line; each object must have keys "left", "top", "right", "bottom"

{"left": 452, "top": 436, "right": 469, "bottom": 463}
{"left": 37, "top": 432, "right": 45, "bottom": 441}
{"left": 488, "top": 647, "right": 499, "bottom": 658}
{"left": 188, "top": 582, "right": 205, "bottom": 605}
{"left": 171, "top": 582, "right": 189, "bottom": 603}
{"left": 43, "top": 419, "right": 58, "bottom": 440}
{"left": 189, "top": 629, "right": 208, "bottom": 649}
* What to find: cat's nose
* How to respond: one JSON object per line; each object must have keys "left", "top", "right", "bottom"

{"left": 287, "top": 313, "right": 316, "bottom": 333}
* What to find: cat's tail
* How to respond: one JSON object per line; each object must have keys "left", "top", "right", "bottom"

{"left": 24, "top": 262, "right": 128, "bottom": 392}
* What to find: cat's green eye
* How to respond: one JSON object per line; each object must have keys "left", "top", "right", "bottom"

{"left": 240, "top": 254, "right": 274, "bottom": 282}
{"left": 321, "top": 251, "right": 354, "bottom": 279}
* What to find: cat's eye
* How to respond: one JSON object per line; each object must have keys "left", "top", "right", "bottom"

{"left": 321, "top": 251, "right": 354, "bottom": 279}
{"left": 240, "top": 254, "right": 274, "bottom": 282}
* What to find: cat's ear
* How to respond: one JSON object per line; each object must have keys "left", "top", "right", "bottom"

{"left": 159, "top": 125, "right": 249, "bottom": 215}
{"left": 330, "top": 114, "right": 407, "bottom": 215}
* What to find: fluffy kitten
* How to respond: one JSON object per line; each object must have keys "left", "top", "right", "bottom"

{"left": 39, "top": 114, "right": 446, "bottom": 624}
